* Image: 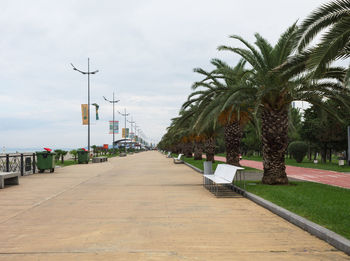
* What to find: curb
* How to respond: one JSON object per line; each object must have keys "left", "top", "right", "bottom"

{"left": 183, "top": 161, "right": 203, "bottom": 174}
{"left": 234, "top": 186, "right": 350, "bottom": 255}
{"left": 183, "top": 160, "right": 350, "bottom": 256}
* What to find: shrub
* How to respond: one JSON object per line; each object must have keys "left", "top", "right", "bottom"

{"left": 246, "top": 150, "right": 254, "bottom": 157}
{"left": 288, "top": 141, "right": 308, "bottom": 163}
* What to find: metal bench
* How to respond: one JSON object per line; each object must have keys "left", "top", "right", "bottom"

{"left": 0, "top": 172, "right": 19, "bottom": 189}
{"left": 173, "top": 154, "right": 184, "bottom": 164}
{"left": 203, "top": 164, "right": 244, "bottom": 196}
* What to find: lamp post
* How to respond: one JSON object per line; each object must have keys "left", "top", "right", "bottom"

{"left": 103, "top": 93, "right": 120, "bottom": 154}
{"left": 118, "top": 109, "right": 129, "bottom": 153}
{"left": 127, "top": 117, "right": 135, "bottom": 149}
{"left": 71, "top": 58, "right": 99, "bottom": 154}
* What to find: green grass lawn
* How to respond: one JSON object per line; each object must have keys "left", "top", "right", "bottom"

{"left": 241, "top": 155, "right": 350, "bottom": 172}
{"left": 55, "top": 160, "right": 77, "bottom": 167}
{"left": 242, "top": 181, "right": 350, "bottom": 240}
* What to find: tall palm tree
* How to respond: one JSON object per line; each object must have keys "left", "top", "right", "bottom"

{"left": 184, "top": 59, "right": 254, "bottom": 166}
{"left": 296, "top": 0, "right": 350, "bottom": 72}
{"left": 218, "top": 23, "right": 350, "bottom": 184}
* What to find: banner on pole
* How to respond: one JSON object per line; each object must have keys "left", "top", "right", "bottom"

{"left": 109, "top": 121, "right": 119, "bottom": 134}
{"left": 81, "top": 104, "right": 88, "bottom": 125}
{"left": 122, "top": 128, "right": 129, "bottom": 138}
{"left": 92, "top": 103, "right": 99, "bottom": 120}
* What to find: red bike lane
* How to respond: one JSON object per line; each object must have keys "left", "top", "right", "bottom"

{"left": 213, "top": 155, "right": 350, "bottom": 189}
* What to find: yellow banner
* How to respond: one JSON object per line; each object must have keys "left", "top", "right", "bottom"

{"left": 81, "top": 104, "right": 88, "bottom": 125}
{"left": 122, "top": 128, "right": 129, "bottom": 138}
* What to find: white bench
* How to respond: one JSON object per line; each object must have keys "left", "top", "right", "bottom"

{"left": 173, "top": 154, "right": 184, "bottom": 164}
{"left": 203, "top": 164, "right": 244, "bottom": 196}
{"left": 0, "top": 172, "right": 19, "bottom": 189}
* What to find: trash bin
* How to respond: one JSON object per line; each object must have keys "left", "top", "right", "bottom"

{"left": 36, "top": 150, "right": 56, "bottom": 173}
{"left": 77, "top": 149, "right": 89, "bottom": 164}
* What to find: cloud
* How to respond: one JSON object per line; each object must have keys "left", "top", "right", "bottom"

{"left": 0, "top": 0, "right": 334, "bottom": 148}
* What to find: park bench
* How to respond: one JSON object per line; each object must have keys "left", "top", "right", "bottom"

{"left": 0, "top": 172, "right": 19, "bottom": 189}
{"left": 92, "top": 157, "right": 108, "bottom": 163}
{"left": 173, "top": 154, "right": 184, "bottom": 164}
{"left": 203, "top": 164, "right": 244, "bottom": 196}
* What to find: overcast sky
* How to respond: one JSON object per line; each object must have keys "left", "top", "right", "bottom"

{"left": 0, "top": 0, "right": 331, "bottom": 151}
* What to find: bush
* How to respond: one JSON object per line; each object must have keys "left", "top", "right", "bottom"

{"left": 288, "top": 141, "right": 308, "bottom": 163}
{"left": 246, "top": 150, "right": 254, "bottom": 157}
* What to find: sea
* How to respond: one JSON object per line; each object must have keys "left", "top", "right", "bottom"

{"left": 1, "top": 147, "right": 75, "bottom": 155}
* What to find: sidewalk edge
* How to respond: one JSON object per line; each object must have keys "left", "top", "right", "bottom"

{"left": 182, "top": 160, "right": 350, "bottom": 256}
{"left": 234, "top": 185, "right": 350, "bottom": 256}
{"left": 183, "top": 161, "right": 203, "bottom": 174}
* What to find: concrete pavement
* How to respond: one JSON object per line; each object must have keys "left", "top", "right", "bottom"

{"left": 0, "top": 152, "right": 348, "bottom": 260}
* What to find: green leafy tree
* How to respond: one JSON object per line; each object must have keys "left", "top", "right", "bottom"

{"left": 288, "top": 107, "right": 303, "bottom": 142}
{"left": 301, "top": 102, "right": 350, "bottom": 163}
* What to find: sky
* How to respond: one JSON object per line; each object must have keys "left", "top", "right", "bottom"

{"left": 0, "top": 0, "right": 331, "bottom": 151}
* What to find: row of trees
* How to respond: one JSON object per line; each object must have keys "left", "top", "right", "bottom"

{"left": 158, "top": 0, "right": 350, "bottom": 185}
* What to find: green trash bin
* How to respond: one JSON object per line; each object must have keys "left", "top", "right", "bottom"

{"left": 36, "top": 151, "right": 56, "bottom": 173}
{"left": 77, "top": 149, "right": 89, "bottom": 164}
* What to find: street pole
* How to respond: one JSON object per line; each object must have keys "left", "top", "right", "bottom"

{"left": 103, "top": 93, "right": 120, "bottom": 154}
{"left": 135, "top": 125, "right": 140, "bottom": 150}
{"left": 118, "top": 109, "right": 129, "bottom": 154}
{"left": 71, "top": 58, "right": 99, "bottom": 155}
{"left": 127, "top": 117, "right": 135, "bottom": 150}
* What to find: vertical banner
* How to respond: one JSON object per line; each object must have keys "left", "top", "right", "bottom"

{"left": 109, "top": 121, "right": 119, "bottom": 134}
{"left": 122, "top": 128, "right": 129, "bottom": 138}
{"left": 81, "top": 104, "right": 88, "bottom": 125}
{"left": 92, "top": 103, "right": 99, "bottom": 120}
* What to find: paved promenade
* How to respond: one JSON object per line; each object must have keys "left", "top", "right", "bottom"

{"left": 0, "top": 152, "right": 348, "bottom": 260}
{"left": 213, "top": 155, "right": 350, "bottom": 189}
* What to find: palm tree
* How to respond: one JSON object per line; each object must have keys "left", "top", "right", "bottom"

{"left": 70, "top": 149, "right": 78, "bottom": 161}
{"left": 61, "top": 150, "right": 68, "bottom": 164}
{"left": 218, "top": 23, "right": 350, "bottom": 184}
{"left": 296, "top": 0, "right": 350, "bottom": 72}
{"left": 184, "top": 59, "right": 254, "bottom": 166}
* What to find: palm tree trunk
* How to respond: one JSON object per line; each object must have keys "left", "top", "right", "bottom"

{"left": 184, "top": 142, "right": 193, "bottom": 158}
{"left": 204, "top": 137, "right": 215, "bottom": 162}
{"left": 224, "top": 122, "right": 242, "bottom": 166}
{"left": 261, "top": 108, "right": 289, "bottom": 185}
{"left": 194, "top": 141, "right": 203, "bottom": 160}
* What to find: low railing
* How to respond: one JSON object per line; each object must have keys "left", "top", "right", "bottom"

{"left": 0, "top": 153, "right": 37, "bottom": 176}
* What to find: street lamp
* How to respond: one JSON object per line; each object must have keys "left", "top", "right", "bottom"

{"left": 118, "top": 109, "right": 129, "bottom": 154}
{"left": 127, "top": 117, "right": 135, "bottom": 149}
{"left": 103, "top": 92, "right": 120, "bottom": 154}
{"left": 71, "top": 58, "right": 99, "bottom": 154}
